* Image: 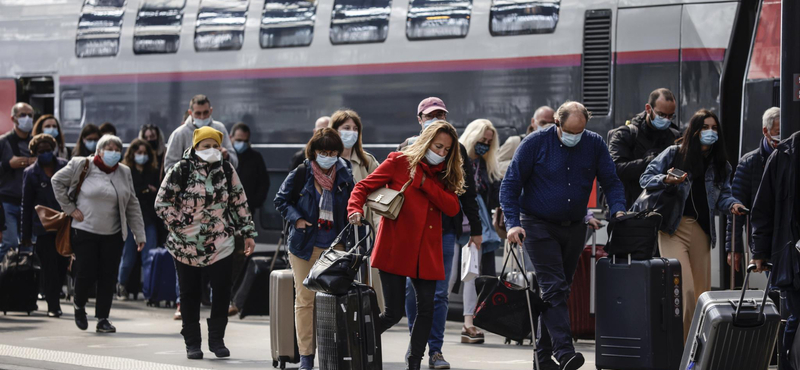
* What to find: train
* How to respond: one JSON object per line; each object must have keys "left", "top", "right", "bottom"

{"left": 0, "top": 0, "right": 781, "bottom": 286}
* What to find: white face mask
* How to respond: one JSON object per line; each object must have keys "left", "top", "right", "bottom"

{"left": 424, "top": 149, "right": 446, "bottom": 165}
{"left": 196, "top": 148, "right": 222, "bottom": 163}
{"left": 194, "top": 117, "right": 212, "bottom": 128}
{"left": 339, "top": 130, "right": 358, "bottom": 149}
{"left": 16, "top": 116, "right": 33, "bottom": 132}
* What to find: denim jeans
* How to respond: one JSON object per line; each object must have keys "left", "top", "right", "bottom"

{"left": 0, "top": 202, "right": 21, "bottom": 259}
{"left": 522, "top": 217, "right": 585, "bottom": 362}
{"left": 405, "top": 231, "right": 456, "bottom": 356}
{"left": 118, "top": 224, "right": 158, "bottom": 289}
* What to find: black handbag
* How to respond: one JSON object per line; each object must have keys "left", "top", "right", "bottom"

{"left": 303, "top": 221, "right": 373, "bottom": 295}
{"left": 605, "top": 211, "right": 663, "bottom": 260}
{"left": 630, "top": 185, "right": 679, "bottom": 231}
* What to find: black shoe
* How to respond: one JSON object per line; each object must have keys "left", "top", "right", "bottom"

{"left": 207, "top": 317, "right": 230, "bottom": 358}
{"left": 74, "top": 307, "right": 88, "bottom": 330}
{"left": 539, "top": 357, "right": 559, "bottom": 370}
{"left": 96, "top": 319, "right": 116, "bottom": 333}
{"left": 48, "top": 310, "right": 62, "bottom": 318}
{"left": 186, "top": 345, "right": 203, "bottom": 360}
{"left": 558, "top": 353, "right": 584, "bottom": 370}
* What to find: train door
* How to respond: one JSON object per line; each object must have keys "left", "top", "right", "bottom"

{"left": 0, "top": 76, "right": 55, "bottom": 131}
{"left": 614, "top": 5, "right": 681, "bottom": 126}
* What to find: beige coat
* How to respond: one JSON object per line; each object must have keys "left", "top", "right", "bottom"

{"left": 347, "top": 150, "right": 381, "bottom": 227}
{"left": 51, "top": 157, "right": 146, "bottom": 243}
{"left": 498, "top": 135, "right": 523, "bottom": 177}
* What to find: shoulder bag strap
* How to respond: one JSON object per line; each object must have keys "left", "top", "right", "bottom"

{"left": 399, "top": 168, "right": 416, "bottom": 193}
{"left": 69, "top": 159, "right": 91, "bottom": 201}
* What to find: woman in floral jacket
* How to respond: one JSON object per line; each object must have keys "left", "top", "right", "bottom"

{"left": 155, "top": 126, "right": 257, "bottom": 360}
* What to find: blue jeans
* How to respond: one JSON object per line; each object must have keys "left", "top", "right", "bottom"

{"left": 405, "top": 231, "right": 456, "bottom": 356}
{"left": 0, "top": 202, "right": 21, "bottom": 259}
{"left": 118, "top": 224, "right": 158, "bottom": 290}
{"left": 522, "top": 217, "right": 585, "bottom": 362}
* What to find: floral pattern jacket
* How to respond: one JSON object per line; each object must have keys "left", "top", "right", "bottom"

{"left": 155, "top": 148, "right": 257, "bottom": 267}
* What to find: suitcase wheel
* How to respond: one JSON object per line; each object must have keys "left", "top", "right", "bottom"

{"left": 272, "top": 360, "right": 278, "bottom": 368}
{"left": 279, "top": 360, "right": 286, "bottom": 369}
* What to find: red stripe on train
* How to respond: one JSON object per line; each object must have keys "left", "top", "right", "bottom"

{"left": 616, "top": 48, "right": 725, "bottom": 65}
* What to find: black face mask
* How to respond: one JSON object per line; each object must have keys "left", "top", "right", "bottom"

{"left": 148, "top": 140, "right": 159, "bottom": 150}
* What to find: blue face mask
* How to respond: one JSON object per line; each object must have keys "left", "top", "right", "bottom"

{"left": 316, "top": 154, "right": 337, "bottom": 169}
{"left": 700, "top": 129, "right": 718, "bottom": 146}
{"left": 339, "top": 130, "right": 358, "bottom": 149}
{"left": 422, "top": 119, "right": 438, "bottom": 130}
{"left": 474, "top": 142, "right": 490, "bottom": 156}
{"left": 134, "top": 153, "right": 149, "bottom": 165}
{"left": 425, "top": 149, "right": 447, "bottom": 165}
{"left": 102, "top": 150, "right": 121, "bottom": 167}
{"left": 194, "top": 117, "right": 212, "bottom": 128}
{"left": 38, "top": 151, "right": 54, "bottom": 165}
{"left": 560, "top": 129, "right": 584, "bottom": 147}
{"left": 651, "top": 113, "right": 672, "bottom": 130}
{"left": 84, "top": 140, "right": 97, "bottom": 152}
{"left": 43, "top": 127, "right": 59, "bottom": 137}
{"left": 233, "top": 141, "right": 248, "bottom": 154}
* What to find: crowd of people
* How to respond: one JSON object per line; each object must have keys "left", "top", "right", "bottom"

{"left": 0, "top": 89, "right": 793, "bottom": 370}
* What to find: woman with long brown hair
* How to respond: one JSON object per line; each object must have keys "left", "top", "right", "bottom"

{"left": 348, "top": 121, "right": 463, "bottom": 370}
{"left": 116, "top": 139, "right": 160, "bottom": 299}
{"left": 32, "top": 115, "right": 69, "bottom": 159}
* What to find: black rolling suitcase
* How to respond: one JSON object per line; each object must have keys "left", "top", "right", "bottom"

{"left": 595, "top": 256, "right": 683, "bottom": 370}
{"left": 0, "top": 248, "right": 41, "bottom": 315}
{"left": 680, "top": 264, "right": 780, "bottom": 370}
{"left": 315, "top": 283, "right": 382, "bottom": 370}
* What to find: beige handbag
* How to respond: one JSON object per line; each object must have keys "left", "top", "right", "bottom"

{"left": 366, "top": 175, "right": 414, "bottom": 220}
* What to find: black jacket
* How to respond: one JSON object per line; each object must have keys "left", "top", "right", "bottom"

{"left": 289, "top": 149, "right": 305, "bottom": 171}
{"left": 21, "top": 158, "right": 68, "bottom": 241}
{"left": 608, "top": 111, "right": 679, "bottom": 208}
{"left": 238, "top": 147, "right": 270, "bottom": 213}
{"left": 751, "top": 132, "right": 800, "bottom": 290}
{"left": 725, "top": 139, "right": 772, "bottom": 252}
{"left": 131, "top": 165, "right": 160, "bottom": 225}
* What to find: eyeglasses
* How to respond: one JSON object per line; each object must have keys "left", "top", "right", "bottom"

{"left": 17, "top": 113, "right": 33, "bottom": 118}
{"left": 425, "top": 111, "right": 447, "bottom": 120}
{"left": 316, "top": 150, "right": 339, "bottom": 157}
{"left": 654, "top": 111, "right": 675, "bottom": 120}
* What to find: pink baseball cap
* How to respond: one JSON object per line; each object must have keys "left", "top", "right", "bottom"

{"left": 417, "top": 97, "right": 448, "bottom": 116}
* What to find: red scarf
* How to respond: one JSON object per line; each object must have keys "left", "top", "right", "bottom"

{"left": 92, "top": 155, "right": 118, "bottom": 174}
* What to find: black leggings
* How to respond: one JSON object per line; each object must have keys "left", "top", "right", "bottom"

{"left": 377, "top": 270, "right": 436, "bottom": 362}
{"left": 35, "top": 232, "right": 69, "bottom": 312}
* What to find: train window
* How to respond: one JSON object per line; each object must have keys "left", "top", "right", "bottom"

{"left": 260, "top": 0, "right": 317, "bottom": 48}
{"left": 406, "top": 0, "right": 471, "bottom": 40}
{"left": 62, "top": 98, "right": 83, "bottom": 122}
{"left": 489, "top": 0, "right": 559, "bottom": 36}
{"left": 134, "top": 0, "right": 186, "bottom": 54}
{"left": 195, "top": 0, "right": 250, "bottom": 51}
{"left": 329, "top": 0, "right": 392, "bottom": 44}
{"left": 75, "top": 0, "right": 126, "bottom": 58}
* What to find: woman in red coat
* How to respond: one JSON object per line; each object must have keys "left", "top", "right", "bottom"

{"left": 348, "top": 121, "right": 463, "bottom": 370}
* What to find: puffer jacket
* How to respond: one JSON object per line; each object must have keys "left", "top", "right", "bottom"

{"left": 274, "top": 158, "right": 353, "bottom": 261}
{"left": 725, "top": 138, "right": 772, "bottom": 252}
{"left": 608, "top": 111, "right": 680, "bottom": 208}
{"left": 751, "top": 132, "right": 800, "bottom": 290}
{"left": 155, "top": 148, "right": 257, "bottom": 267}
{"left": 640, "top": 145, "right": 739, "bottom": 247}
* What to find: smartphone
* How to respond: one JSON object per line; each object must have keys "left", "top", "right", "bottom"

{"left": 668, "top": 168, "right": 687, "bottom": 178}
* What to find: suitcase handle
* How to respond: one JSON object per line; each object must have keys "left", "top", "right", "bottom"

{"left": 734, "top": 263, "right": 773, "bottom": 325}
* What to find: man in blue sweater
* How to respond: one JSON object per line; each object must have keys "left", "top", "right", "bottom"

{"left": 500, "top": 101, "right": 626, "bottom": 370}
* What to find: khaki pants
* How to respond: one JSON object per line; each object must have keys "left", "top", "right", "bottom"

{"left": 658, "top": 216, "right": 711, "bottom": 342}
{"left": 288, "top": 245, "right": 343, "bottom": 356}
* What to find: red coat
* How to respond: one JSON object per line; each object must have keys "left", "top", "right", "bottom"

{"left": 348, "top": 152, "right": 460, "bottom": 280}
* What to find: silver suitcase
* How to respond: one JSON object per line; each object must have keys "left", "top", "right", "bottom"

{"left": 680, "top": 265, "right": 780, "bottom": 370}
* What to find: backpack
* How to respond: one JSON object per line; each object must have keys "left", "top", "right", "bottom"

{"left": 290, "top": 163, "right": 307, "bottom": 203}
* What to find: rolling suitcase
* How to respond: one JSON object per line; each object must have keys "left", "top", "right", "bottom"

{"left": 595, "top": 255, "right": 683, "bottom": 370}
{"left": 568, "top": 228, "right": 607, "bottom": 340}
{"left": 0, "top": 248, "right": 40, "bottom": 315}
{"left": 680, "top": 264, "right": 780, "bottom": 370}
{"left": 270, "top": 268, "right": 299, "bottom": 369}
{"left": 144, "top": 247, "right": 177, "bottom": 306}
{"left": 233, "top": 252, "right": 287, "bottom": 319}
{"left": 315, "top": 283, "right": 382, "bottom": 370}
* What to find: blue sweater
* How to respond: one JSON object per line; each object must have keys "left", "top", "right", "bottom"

{"left": 500, "top": 126, "right": 626, "bottom": 228}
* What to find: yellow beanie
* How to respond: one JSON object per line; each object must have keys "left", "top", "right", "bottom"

{"left": 192, "top": 126, "right": 223, "bottom": 148}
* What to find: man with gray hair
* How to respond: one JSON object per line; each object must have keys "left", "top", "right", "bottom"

{"left": 497, "top": 106, "right": 555, "bottom": 176}
{"left": 725, "top": 106, "right": 781, "bottom": 271}
{"left": 0, "top": 102, "right": 36, "bottom": 258}
{"left": 501, "top": 101, "right": 626, "bottom": 370}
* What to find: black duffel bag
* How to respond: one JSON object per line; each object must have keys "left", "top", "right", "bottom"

{"left": 605, "top": 210, "right": 663, "bottom": 260}
{"left": 303, "top": 221, "right": 373, "bottom": 295}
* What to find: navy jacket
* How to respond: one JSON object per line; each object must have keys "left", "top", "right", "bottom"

{"left": 725, "top": 138, "right": 772, "bottom": 252}
{"left": 21, "top": 158, "right": 68, "bottom": 241}
{"left": 274, "top": 158, "right": 354, "bottom": 261}
{"left": 752, "top": 132, "right": 800, "bottom": 290}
